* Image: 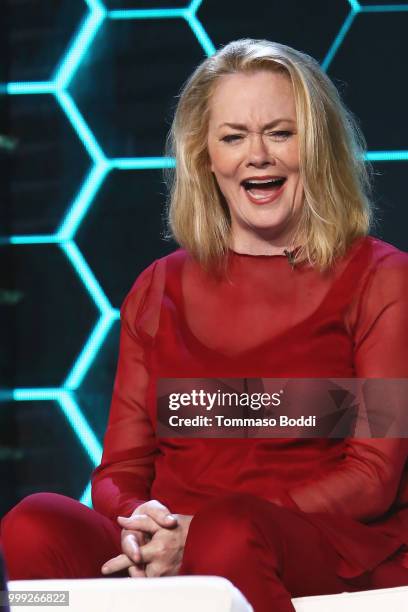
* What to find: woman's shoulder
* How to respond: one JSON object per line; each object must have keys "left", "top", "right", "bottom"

{"left": 120, "top": 248, "right": 188, "bottom": 336}
{"left": 127, "top": 248, "right": 187, "bottom": 290}
{"left": 122, "top": 248, "right": 187, "bottom": 309}
{"left": 156, "top": 247, "right": 190, "bottom": 268}
{"left": 342, "top": 236, "right": 408, "bottom": 311}
{"left": 363, "top": 235, "right": 407, "bottom": 261}
{"left": 344, "top": 235, "right": 408, "bottom": 272}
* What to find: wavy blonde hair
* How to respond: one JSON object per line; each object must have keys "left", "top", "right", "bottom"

{"left": 164, "top": 38, "right": 374, "bottom": 272}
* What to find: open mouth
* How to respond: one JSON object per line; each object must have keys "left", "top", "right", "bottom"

{"left": 241, "top": 177, "right": 287, "bottom": 202}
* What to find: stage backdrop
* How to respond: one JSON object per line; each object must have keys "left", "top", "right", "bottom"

{"left": 1, "top": 0, "right": 408, "bottom": 517}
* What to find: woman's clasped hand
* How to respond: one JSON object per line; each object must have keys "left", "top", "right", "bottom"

{"left": 101, "top": 500, "right": 193, "bottom": 578}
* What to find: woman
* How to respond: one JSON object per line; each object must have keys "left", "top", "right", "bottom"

{"left": 2, "top": 39, "right": 408, "bottom": 612}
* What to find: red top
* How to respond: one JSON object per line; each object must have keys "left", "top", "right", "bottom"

{"left": 92, "top": 235, "right": 408, "bottom": 578}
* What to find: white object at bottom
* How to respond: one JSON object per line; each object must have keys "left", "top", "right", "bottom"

{"left": 7, "top": 577, "right": 408, "bottom": 611}
{"left": 7, "top": 576, "right": 253, "bottom": 612}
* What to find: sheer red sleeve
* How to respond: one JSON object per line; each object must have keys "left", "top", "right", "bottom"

{"left": 91, "top": 262, "right": 160, "bottom": 520}
{"left": 284, "top": 249, "right": 408, "bottom": 521}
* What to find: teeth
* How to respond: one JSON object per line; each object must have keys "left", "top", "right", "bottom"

{"left": 248, "top": 192, "right": 271, "bottom": 200}
{"left": 245, "top": 178, "right": 285, "bottom": 184}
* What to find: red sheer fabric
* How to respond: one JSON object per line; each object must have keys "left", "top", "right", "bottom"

{"left": 91, "top": 235, "right": 408, "bottom": 578}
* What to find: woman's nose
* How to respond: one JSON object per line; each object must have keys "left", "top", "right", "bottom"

{"left": 246, "top": 133, "right": 274, "bottom": 167}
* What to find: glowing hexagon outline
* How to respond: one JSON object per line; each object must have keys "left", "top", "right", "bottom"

{"left": 323, "top": 1, "right": 408, "bottom": 70}
{"left": 2, "top": 0, "right": 408, "bottom": 507}
{"left": 12, "top": 388, "right": 102, "bottom": 505}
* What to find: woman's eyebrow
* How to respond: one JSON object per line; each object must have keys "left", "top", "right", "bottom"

{"left": 217, "top": 118, "right": 295, "bottom": 130}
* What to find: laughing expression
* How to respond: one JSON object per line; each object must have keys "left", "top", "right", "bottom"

{"left": 207, "top": 70, "right": 305, "bottom": 253}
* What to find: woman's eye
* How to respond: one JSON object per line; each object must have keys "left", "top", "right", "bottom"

{"left": 221, "top": 134, "right": 244, "bottom": 143}
{"left": 266, "top": 131, "right": 292, "bottom": 140}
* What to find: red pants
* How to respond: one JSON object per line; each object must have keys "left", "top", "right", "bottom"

{"left": 2, "top": 492, "right": 408, "bottom": 612}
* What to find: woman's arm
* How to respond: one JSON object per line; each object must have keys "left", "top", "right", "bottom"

{"left": 91, "top": 262, "right": 160, "bottom": 520}
{"left": 283, "top": 439, "right": 408, "bottom": 520}
{"left": 278, "top": 248, "right": 408, "bottom": 521}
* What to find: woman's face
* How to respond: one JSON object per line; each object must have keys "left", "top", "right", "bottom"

{"left": 207, "top": 70, "right": 304, "bottom": 252}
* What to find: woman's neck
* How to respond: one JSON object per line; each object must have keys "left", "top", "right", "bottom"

{"left": 230, "top": 235, "right": 298, "bottom": 256}
{"left": 229, "top": 223, "right": 301, "bottom": 256}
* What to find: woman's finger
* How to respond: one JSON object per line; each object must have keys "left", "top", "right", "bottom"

{"left": 137, "top": 537, "right": 167, "bottom": 565}
{"left": 123, "top": 527, "right": 150, "bottom": 546}
{"left": 122, "top": 531, "right": 144, "bottom": 563}
{"left": 118, "top": 514, "right": 162, "bottom": 535}
{"left": 128, "top": 564, "right": 146, "bottom": 578}
{"left": 101, "top": 553, "right": 133, "bottom": 575}
{"left": 121, "top": 500, "right": 177, "bottom": 529}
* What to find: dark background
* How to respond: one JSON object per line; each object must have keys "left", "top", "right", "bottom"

{"left": 1, "top": 0, "right": 407, "bottom": 517}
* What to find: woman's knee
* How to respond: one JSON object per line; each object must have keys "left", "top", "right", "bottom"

{"left": 3, "top": 491, "right": 71, "bottom": 520}
{"left": 1, "top": 493, "right": 81, "bottom": 550}
{"left": 1, "top": 493, "right": 73, "bottom": 579}
{"left": 1, "top": 493, "right": 120, "bottom": 580}
{"left": 2, "top": 493, "right": 55, "bottom": 531}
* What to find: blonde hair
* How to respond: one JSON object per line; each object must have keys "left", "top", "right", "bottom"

{"left": 164, "top": 38, "right": 374, "bottom": 272}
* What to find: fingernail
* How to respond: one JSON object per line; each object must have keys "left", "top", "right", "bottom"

{"left": 166, "top": 514, "right": 176, "bottom": 521}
